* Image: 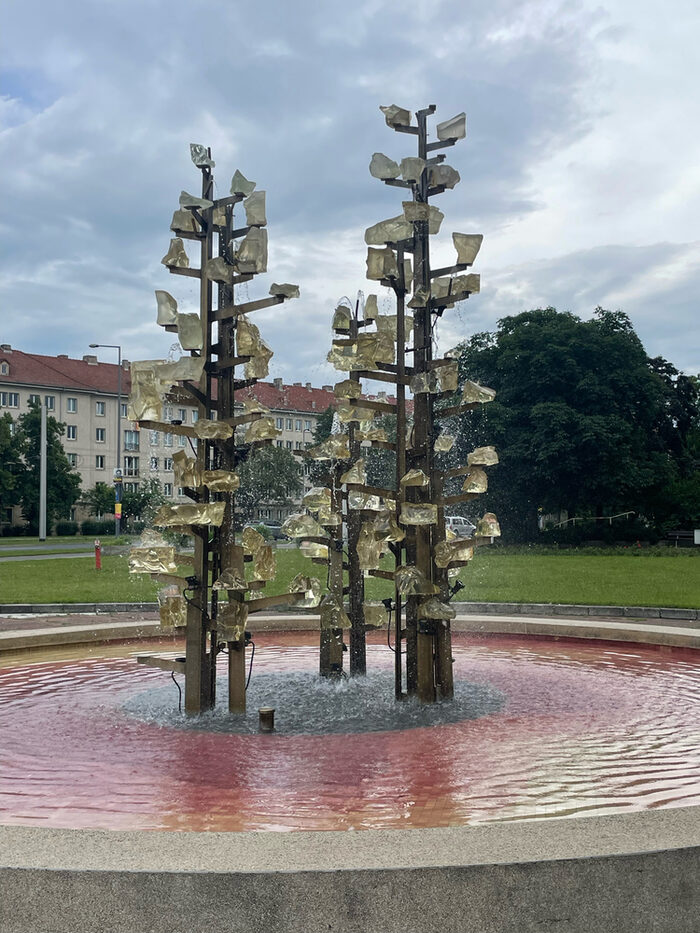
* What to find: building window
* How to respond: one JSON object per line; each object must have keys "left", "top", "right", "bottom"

{"left": 178, "top": 435, "right": 186, "bottom": 447}
{"left": 177, "top": 487, "right": 184, "bottom": 497}
{"left": 95, "top": 455, "right": 105, "bottom": 469}
{"left": 8, "top": 420, "right": 15, "bottom": 436}
{"left": 276, "top": 417, "right": 284, "bottom": 429}
{"left": 276, "top": 440, "right": 283, "bottom": 448}
{"left": 96, "top": 428, "right": 106, "bottom": 442}
{"left": 66, "top": 425, "right": 77, "bottom": 440}
{"left": 124, "top": 456, "right": 139, "bottom": 477}
{"left": 286, "top": 441, "right": 292, "bottom": 449}
{"left": 96, "top": 401, "right": 106, "bottom": 416}
{"left": 305, "top": 420, "right": 311, "bottom": 430}
{"left": 0, "top": 392, "right": 19, "bottom": 408}
{"left": 0, "top": 362, "right": 8, "bottom": 375}
{"left": 295, "top": 419, "right": 302, "bottom": 431}
{"left": 163, "top": 405, "right": 173, "bottom": 421}
{"left": 120, "top": 403, "right": 127, "bottom": 417}
{"left": 124, "top": 482, "right": 139, "bottom": 493}
{"left": 124, "top": 429, "right": 139, "bottom": 451}
{"left": 178, "top": 409, "right": 186, "bottom": 422}
{"left": 67, "top": 397, "right": 77, "bottom": 413}
{"left": 150, "top": 457, "right": 159, "bottom": 471}
{"left": 29, "top": 394, "right": 40, "bottom": 404}
{"left": 45, "top": 395, "right": 55, "bottom": 410}
{"left": 191, "top": 410, "right": 199, "bottom": 423}
{"left": 150, "top": 431, "right": 160, "bottom": 446}
{"left": 286, "top": 418, "right": 293, "bottom": 430}
{"left": 164, "top": 457, "right": 173, "bottom": 471}
{"left": 164, "top": 433, "right": 173, "bottom": 447}
{"left": 164, "top": 483, "right": 173, "bottom": 497}
{"left": 295, "top": 441, "right": 302, "bottom": 449}
{"left": 67, "top": 453, "right": 78, "bottom": 467}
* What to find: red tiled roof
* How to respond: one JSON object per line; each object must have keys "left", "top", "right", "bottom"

{"left": 241, "top": 381, "right": 337, "bottom": 414}
{"left": 0, "top": 348, "right": 129, "bottom": 395}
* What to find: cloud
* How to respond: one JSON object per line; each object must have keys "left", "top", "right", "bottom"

{"left": 0, "top": 0, "right": 697, "bottom": 378}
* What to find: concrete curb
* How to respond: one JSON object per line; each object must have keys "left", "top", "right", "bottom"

{"left": 1, "top": 600, "right": 697, "bottom": 619}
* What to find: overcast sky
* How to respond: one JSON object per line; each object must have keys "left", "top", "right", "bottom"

{"left": 1, "top": 0, "right": 698, "bottom": 384}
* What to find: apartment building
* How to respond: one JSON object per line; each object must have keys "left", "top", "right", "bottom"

{"left": 0, "top": 345, "right": 337, "bottom": 524}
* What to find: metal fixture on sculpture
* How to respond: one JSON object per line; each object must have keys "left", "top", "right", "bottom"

{"left": 129, "top": 145, "right": 304, "bottom": 714}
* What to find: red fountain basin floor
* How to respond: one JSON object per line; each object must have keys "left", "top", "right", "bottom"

{"left": 1, "top": 631, "right": 699, "bottom": 832}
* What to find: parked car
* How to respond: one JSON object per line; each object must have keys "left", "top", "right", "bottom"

{"left": 253, "top": 521, "right": 288, "bottom": 541}
{"left": 445, "top": 515, "right": 476, "bottom": 538}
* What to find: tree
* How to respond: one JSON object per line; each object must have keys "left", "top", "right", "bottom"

{"left": 236, "top": 446, "right": 302, "bottom": 525}
{"left": 121, "top": 477, "right": 165, "bottom": 526}
{"left": 81, "top": 482, "right": 115, "bottom": 518}
{"left": 449, "top": 307, "right": 690, "bottom": 541}
{"left": 15, "top": 400, "right": 82, "bottom": 530}
{"left": 0, "top": 413, "right": 23, "bottom": 519}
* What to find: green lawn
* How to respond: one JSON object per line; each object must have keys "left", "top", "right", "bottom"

{"left": 1, "top": 547, "right": 698, "bottom": 608}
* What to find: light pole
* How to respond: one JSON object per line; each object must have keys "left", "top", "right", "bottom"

{"left": 89, "top": 343, "right": 122, "bottom": 535}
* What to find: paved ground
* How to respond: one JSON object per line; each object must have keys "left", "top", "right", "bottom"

{"left": 0, "top": 610, "right": 158, "bottom": 631}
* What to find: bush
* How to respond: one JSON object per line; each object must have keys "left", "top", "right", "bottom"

{"left": 127, "top": 520, "right": 146, "bottom": 534}
{"left": 55, "top": 520, "right": 79, "bottom": 536}
{"left": 80, "top": 519, "right": 116, "bottom": 537}
{"left": 540, "top": 516, "right": 659, "bottom": 547}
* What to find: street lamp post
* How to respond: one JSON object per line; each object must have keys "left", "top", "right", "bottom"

{"left": 89, "top": 343, "right": 122, "bottom": 535}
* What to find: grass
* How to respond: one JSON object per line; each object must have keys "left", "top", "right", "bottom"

{"left": 1, "top": 546, "right": 698, "bottom": 608}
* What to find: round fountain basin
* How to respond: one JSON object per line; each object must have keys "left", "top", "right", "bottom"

{"left": 1, "top": 631, "right": 699, "bottom": 832}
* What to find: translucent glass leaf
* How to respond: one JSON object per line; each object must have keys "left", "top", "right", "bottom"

{"left": 288, "top": 573, "right": 322, "bottom": 609}
{"left": 212, "top": 569, "right": 247, "bottom": 591}
{"left": 128, "top": 536, "right": 177, "bottom": 574}
{"left": 379, "top": 104, "right": 412, "bottom": 127}
{"left": 476, "top": 512, "right": 501, "bottom": 537}
{"left": 400, "top": 468, "right": 429, "bottom": 487}
{"left": 394, "top": 565, "right": 439, "bottom": 596}
{"left": 357, "top": 522, "right": 384, "bottom": 570}
{"left": 170, "top": 209, "right": 199, "bottom": 234}
{"left": 462, "top": 380, "right": 496, "bottom": 404}
{"left": 333, "top": 379, "right": 359, "bottom": 399}
{"left": 410, "top": 361, "right": 458, "bottom": 394}
{"left": 159, "top": 588, "right": 187, "bottom": 630}
{"left": 172, "top": 356, "right": 206, "bottom": 383}
{"left": 407, "top": 285, "right": 431, "bottom": 309}
{"left": 320, "top": 595, "right": 351, "bottom": 630}
{"left": 270, "top": 283, "right": 300, "bottom": 299}
{"left": 436, "top": 112, "right": 466, "bottom": 141}
{"left": 242, "top": 396, "right": 270, "bottom": 415}
{"left": 154, "top": 502, "right": 226, "bottom": 527}
{"left": 230, "top": 170, "right": 256, "bottom": 197}
{"left": 242, "top": 526, "right": 265, "bottom": 555}
{"left": 161, "top": 238, "right": 189, "bottom": 268}
{"left": 434, "top": 538, "right": 475, "bottom": 568}
{"left": 402, "top": 201, "right": 430, "bottom": 222}
{"left": 244, "top": 417, "right": 279, "bottom": 442}
{"left": 366, "top": 246, "right": 399, "bottom": 281}
{"left": 429, "top": 164, "right": 460, "bottom": 189}
{"left": 400, "top": 503, "right": 438, "bottom": 525}
{"left": 348, "top": 491, "right": 383, "bottom": 511}
{"left": 332, "top": 305, "right": 352, "bottom": 331}
{"left": 467, "top": 446, "right": 499, "bottom": 466}
{"left": 364, "top": 294, "right": 378, "bottom": 320}
{"left": 453, "top": 233, "right": 483, "bottom": 265}
{"left": 363, "top": 601, "right": 388, "bottom": 629}
{"left": 462, "top": 467, "right": 488, "bottom": 494}
{"left": 155, "top": 290, "right": 178, "bottom": 326}
{"left": 173, "top": 450, "right": 199, "bottom": 488}
{"left": 317, "top": 504, "right": 341, "bottom": 527}
{"left": 179, "top": 191, "right": 213, "bottom": 210}
{"left": 373, "top": 511, "right": 405, "bottom": 543}
{"left": 337, "top": 401, "right": 377, "bottom": 424}
{"left": 190, "top": 143, "right": 215, "bottom": 168}
{"left": 434, "top": 433, "right": 455, "bottom": 453}
{"left": 202, "top": 469, "right": 239, "bottom": 492}
{"left": 400, "top": 157, "right": 426, "bottom": 182}
{"left": 340, "top": 458, "right": 366, "bottom": 485}
{"left": 356, "top": 425, "right": 387, "bottom": 442}
{"left": 303, "top": 487, "right": 332, "bottom": 511}
{"left": 369, "top": 152, "right": 400, "bottom": 179}
{"left": 217, "top": 601, "right": 248, "bottom": 642}
{"left": 252, "top": 544, "right": 276, "bottom": 581}
{"left": 234, "top": 227, "right": 268, "bottom": 274}
{"left": 365, "top": 215, "right": 413, "bottom": 246}
{"left": 419, "top": 597, "right": 456, "bottom": 621}
{"left": 307, "top": 434, "right": 350, "bottom": 460}
{"left": 299, "top": 541, "right": 329, "bottom": 560}
{"left": 244, "top": 190, "right": 266, "bottom": 227}
{"left": 176, "top": 313, "right": 203, "bottom": 351}
{"left": 194, "top": 419, "right": 233, "bottom": 440}
{"left": 205, "top": 257, "right": 233, "bottom": 284}
{"left": 281, "top": 513, "right": 326, "bottom": 539}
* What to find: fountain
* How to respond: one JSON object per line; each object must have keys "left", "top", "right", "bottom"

{"left": 0, "top": 107, "right": 698, "bottom": 933}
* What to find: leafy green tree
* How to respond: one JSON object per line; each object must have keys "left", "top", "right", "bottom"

{"left": 121, "top": 477, "right": 165, "bottom": 526}
{"left": 0, "top": 413, "right": 24, "bottom": 518}
{"left": 236, "top": 446, "right": 302, "bottom": 525}
{"left": 81, "top": 482, "right": 115, "bottom": 518}
{"left": 449, "top": 308, "right": 688, "bottom": 541}
{"left": 15, "top": 401, "right": 81, "bottom": 529}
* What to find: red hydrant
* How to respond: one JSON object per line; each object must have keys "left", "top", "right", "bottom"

{"left": 94, "top": 539, "right": 102, "bottom": 570}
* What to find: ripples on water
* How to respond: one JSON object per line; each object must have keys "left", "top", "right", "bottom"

{"left": 1, "top": 633, "right": 699, "bottom": 831}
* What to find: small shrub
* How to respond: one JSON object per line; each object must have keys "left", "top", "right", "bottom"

{"left": 55, "top": 520, "right": 79, "bottom": 536}
{"left": 80, "top": 519, "right": 116, "bottom": 537}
